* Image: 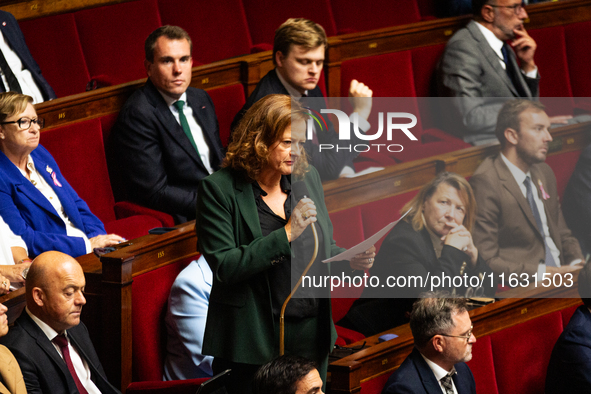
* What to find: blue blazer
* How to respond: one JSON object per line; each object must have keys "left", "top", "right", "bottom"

{"left": 0, "top": 11, "right": 56, "bottom": 101}
{"left": 546, "top": 305, "right": 591, "bottom": 393}
{"left": 0, "top": 145, "right": 105, "bottom": 257}
{"left": 382, "top": 348, "right": 476, "bottom": 394}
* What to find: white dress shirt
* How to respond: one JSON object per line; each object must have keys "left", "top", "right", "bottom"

{"left": 158, "top": 90, "right": 213, "bottom": 175}
{"left": 421, "top": 353, "right": 459, "bottom": 394}
{"left": 0, "top": 29, "right": 44, "bottom": 104}
{"left": 26, "top": 308, "right": 101, "bottom": 394}
{"left": 0, "top": 214, "right": 26, "bottom": 265}
{"left": 474, "top": 22, "right": 538, "bottom": 78}
{"left": 18, "top": 155, "right": 91, "bottom": 254}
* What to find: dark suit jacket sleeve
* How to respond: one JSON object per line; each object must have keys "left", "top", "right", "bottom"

{"left": 113, "top": 99, "right": 198, "bottom": 218}
{"left": 0, "top": 11, "right": 56, "bottom": 100}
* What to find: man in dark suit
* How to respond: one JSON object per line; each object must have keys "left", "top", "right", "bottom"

{"left": 0, "top": 251, "right": 120, "bottom": 394}
{"left": 470, "top": 100, "right": 583, "bottom": 279}
{"left": 0, "top": 11, "right": 56, "bottom": 102}
{"left": 110, "top": 26, "right": 224, "bottom": 224}
{"left": 232, "top": 18, "right": 373, "bottom": 181}
{"left": 437, "top": 0, "right": 540, "bottom": 144}
{"left": 545, "top": 261, "right": 591, "bottom": 393}
{"left": 382, "top": 294, "right": 477, "bottom": 394}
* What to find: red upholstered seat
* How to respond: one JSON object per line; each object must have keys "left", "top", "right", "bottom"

{"left": 41, "top": 118, "right": 167, "bottom": 239}
{"left": 331, "top": 0, "right": 420, "bottom": 34}
{"left": 19, "top": 13, "right": 90, "bottom": 97}
{"left": 75, "top": 0, "right": 161, "bottom": 86}
{"left": 131, "top": 258, "right": 193, "bottom": 381}
{"left": 466, "top": 335, "right": 499, "bottom": 394}
{"left": 565, "top": 21, "right": 591, "bottom": 97}
{"left": 545, "top": 149, "right": 582, "bottom": 200}
{"left": 242, "top": 0, "right": 337, "bottom": 47}
{"left": 528, "top": 26, "right": 574, "bottom": 117}
{"left": 360, "top": 372, "right": 391, "bottom": 394}
{"left": 490, "top": 311, "right": 563, "bottom": 394}
{"left": 340, "top": 51, "right": 468, "bottom": 165}
{"left": 157, "top": 0, "right": 253, "bottom": 64}
{"left": 127, "top": 258, "right": 207, "bottom": 393}
{"left": 206, "top": 84, "right": 246, "bottom": 147}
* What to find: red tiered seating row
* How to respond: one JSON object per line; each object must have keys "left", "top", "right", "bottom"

{"left": 17, "top": 0, "right": 440, "bottom": 98}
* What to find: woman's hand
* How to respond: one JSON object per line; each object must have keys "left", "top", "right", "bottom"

{"left": 285, "top": 198, "right": 317, "bottom": 242}
{"left": 0, "top": 262, "right": 31, "bottom": 283}
{"left": 349, "top": 245, "right": 376, "bottom": 271}
{"left": 90, "top": 234, "right": 126, "bottom": 249}
{"left": 443, "top": 223, "right": 478, "bottom": 265}
{"left": 0, "top": 274, "right": 10, "bottom": 295}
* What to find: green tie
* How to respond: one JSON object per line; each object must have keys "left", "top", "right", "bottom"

{"left": 173, "top": 100, "right": 199, "bottom": 154}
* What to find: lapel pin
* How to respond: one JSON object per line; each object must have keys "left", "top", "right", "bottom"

{"left": 538, "top": 179, "right": 550, "bottom": 200}
{"left": 202, "top": 106, "right": 206, "bottom": 109}
{"left": 2, "top": 22, "right": 6, "bottom": 27}
{"left": 46, "top": 165, "right": 52, "bottom": 174}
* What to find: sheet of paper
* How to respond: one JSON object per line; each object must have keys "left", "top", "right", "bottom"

{"left": 322, "top": 209, "right": 411, "bottom": 263}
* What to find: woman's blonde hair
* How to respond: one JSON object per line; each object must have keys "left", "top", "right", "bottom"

{"left": 0, "top": 92, "right": 33, "bottom": 123}
{"left": 401, "top": 172, "right": 476, "bottom": 232}
{"left": 224, "top": 94, "right": 308, "bottom": 179}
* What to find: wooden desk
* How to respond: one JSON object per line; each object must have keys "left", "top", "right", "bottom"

{"left": 328, "top": 284, "right": 580, "bottom": 393}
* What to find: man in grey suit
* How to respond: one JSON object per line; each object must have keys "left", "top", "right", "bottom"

{"left": 437, "top": 0, "right": 539, "bottom": 145}
{"left": 470, "top": 100, "right": 582, "bottom": 279}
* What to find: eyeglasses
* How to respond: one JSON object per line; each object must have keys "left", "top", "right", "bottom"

{"left": 488, "top": 1, "right": 526, "bottom": 15}
{"left": 0, "top": 117, "right": 45, "bottom": 130}
{"left": 438, "top": 325, "right": 474, "bottom": 342}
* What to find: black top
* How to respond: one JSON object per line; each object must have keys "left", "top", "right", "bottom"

{"left": 252, "top": 175, "right": 325, "bottom": 318}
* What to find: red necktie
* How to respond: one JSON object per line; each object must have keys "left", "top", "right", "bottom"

{"left": 52, "top": 334, "right": 89, "bottom": 394}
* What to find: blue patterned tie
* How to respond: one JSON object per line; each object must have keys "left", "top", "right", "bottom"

{"left": 524, "top": 176, "right": 557, "bottom": 267}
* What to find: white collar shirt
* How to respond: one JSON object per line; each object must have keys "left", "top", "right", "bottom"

{"left": 17, "top": 155, "right": 91, "bottom": 254}
{"left": 0, "top": 214, "right": 26, "bottom": 265}
{"left": 421, "top": 353, "right": 458, "bottom": 394}
{"left": 25, "top": 308, "right": 101, "bottom": 394}
{"left": 500, "top": 153, "right": 562, "bottom": 275}
{"left": 0, "top": 30, "right": 44, "bottom": 104}
{"left": 159, "top": 90, "right": 213, "bottom": 175}
{"left": 474, "top": 21, "right": 538, "bottom": 78}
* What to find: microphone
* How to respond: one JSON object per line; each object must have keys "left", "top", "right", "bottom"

{"left": 279, "top": 180, "right": 319, "bottom": 355}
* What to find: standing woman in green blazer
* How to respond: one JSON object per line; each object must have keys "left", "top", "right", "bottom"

{"left": 196, "top": 94, "right": 375, "bottom": 394}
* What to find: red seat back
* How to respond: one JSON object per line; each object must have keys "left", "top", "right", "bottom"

{"left": 157, "top": 0, "right": 253, "bottom": 64}
{"left": 242, "top": 0, "right": 337, "bottom": 47}
{"left": 466, "top": 335, "right": 499, "bottom": 394}
{"left": 75, "top": 0, "right": 162, "bottom": 85}
{"left": 41, "top": 119, "right": 116, "bottom": 223}
{"left": 331, "top": 0, "right": 420, "bottom": 34}
{"left": 545, "top": 149, "right": 582, "bottom": 200}
{"left": 131, "top": 258, "right": 194, "bottom": 381}
{"left": 565, "top": 20, "right": 591, "bottom": 97}
{"left": 490, "top": 311, "right": 563, "bottom": 394}
{"left": 20, "top": 13, "right": 90, "bottom": 97}
{"left": 206, "top": 84, "right": 247, "bottom": 147}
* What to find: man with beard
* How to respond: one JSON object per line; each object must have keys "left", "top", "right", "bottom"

{"left": 382, "top": 294, "right": 477, "bottom": 394}
{"left": 437, "top": 0, "right": 540, "bottom": 145}
{"left": 469, "top": 100, "right": 583, "bottom": 279}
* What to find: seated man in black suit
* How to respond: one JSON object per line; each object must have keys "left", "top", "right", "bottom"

{"left": 0, "top": 251, "right": 120, "bottom": 394}
{"left": 253, "top": 355, "right": 323, "bottom": 394}
{"left": 545, "top": 262, "right": 591, "bottom": 393}
{"left": 382, "top": 294, "right": 477, "bottom": 394}
{"left": 232, "top": 18, "right": 373, "bottom": 181}
{"left": 110, "top": 26, "right": 224, "bottom": 224}
{"left": 0, "top": 11, "right": 56, "bottom": 103}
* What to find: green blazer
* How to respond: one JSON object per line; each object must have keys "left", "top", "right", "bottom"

{"left": 197, "top": 166, "right": 344, "bottom": 364}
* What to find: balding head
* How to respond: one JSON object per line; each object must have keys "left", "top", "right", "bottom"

{"left": 26, "top": 251, "right": 86, "bottom": 333}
